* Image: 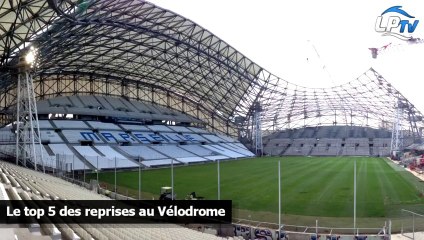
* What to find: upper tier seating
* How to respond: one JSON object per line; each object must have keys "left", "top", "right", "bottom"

{"left": 217, "top": 134, "right": 237, "bottom": 143}
{"left": 53, "top": 120, "right": 89, "bottom": 129}
{"left": 37, "top": 95, "right": 202, "bottom": 124}
{"left": 146, "top": 125, "right": 173, "bottom": 132}
{"left": 202, "top": 134, "right": 225, "bottom": 143}
{"left": 187, "top": 127, "right": 209, "bottom": 133}
{"left": 86, "top": 121, "right": 122, "bottom": 130}
{"left": 119, "top": 124, "right": 151, "bottom": 131}
{"left": 167, "top": 126, "right": 193, "bottom": 133}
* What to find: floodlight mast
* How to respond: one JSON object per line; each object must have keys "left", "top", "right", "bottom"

{"left": 253, "top": 102, "right": 263, "bottom": 156}
{"left": 390, "top": 99, "right": 404, "bottom": 159}
{"left": 15, "top": 47, "right": 45, "bottom": 172}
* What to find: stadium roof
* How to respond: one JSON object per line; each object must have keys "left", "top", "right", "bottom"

{"left": 0, "top": 0, "right": 264, "bottom": 123}
{"left": 0, "top": 0, "right": 423, "bottom": 137}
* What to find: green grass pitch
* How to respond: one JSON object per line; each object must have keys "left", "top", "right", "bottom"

{"left": 90, "top": 156, "right": 424, "bottom": 218}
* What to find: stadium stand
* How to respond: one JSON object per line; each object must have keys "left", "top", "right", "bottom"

{"left": 0, "top": 96, "right": 254, "bottom": 170}
{"left": 61, "top": 129, "right": 104, "bottom": 144}
{"left": 142, "top": 159, "right": 176, "bottom": 167}
{"left": 0, "top": 144, "right": 16, "bottom": 158}
{"left": 49, "top": 144, "right": 84, "bottom": 167}
{"left": 33, "top": 144, "right": 56, "bottom": 169}
{"left": 203, "top": 135, "right": 226, "bottom": 143}
{"left": 219, "top": 143, "right": 255, "bottom": 157}
{"left": 175, "top": 156, "right": 207, "bottom": 164}
{"left": 216, "top": 134, "right": 237, "bottom": 143}
{"left": 119, "top": 145, "right": 167, "bottom": 160}
{"left": 40, "top": 130, "right": 62, "bottom": 143}
{"left": 119, "top": 124, "right": 151, "bottom": 132}
{"left": 203, "top": 145, "right": 245, "bottom": 158}
{"left": 38, "top": 120, "right": 54, "bottom": 129}
{"left": 0, "top": 161, "right": 236, "bottom": 240}
{"left": 0, "top": 127, "right": 15, "bottom": 143}
{"left": 167, "top": 125, "right": 193, "bottom": 133}
{"left": 151, "top": 145, "right": 197, "bottom": 158}
{"left": 309, "top": 138, "right": 341, "bottom": 156}
{"left": 263, "top": 138, "right": 292, "bottom": 156}
{"left": 263, "top": 126, "right": 395, "bottom": 156}
{"left": 86, "top": 121, "right": 122, "bottom": 130}
{"left": 36, "top": 96, "right": 202, "bottom": 124}
{"left": 53, "top": 120, "right": 89, "bottom": 129}
{"left": 146, "top": 125, "right": 173, "bottom": 132}
{"left": 187, "top": 127, "right": 209, "bottom": 134}
{"left": 99, "top": 131, "right": 139, "bottom": 143}
{"left": 179, "top": 145, "right": 227, "bottom": 159}
{"left": 74, "top": 146, "right": 138, "bottom": 169}
{"left": 0, "top": 0, "right": 420, "bottom": 239}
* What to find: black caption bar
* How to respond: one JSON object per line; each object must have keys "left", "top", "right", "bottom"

{"left": 0, "top": 200, "right": 232, "bottom": 224}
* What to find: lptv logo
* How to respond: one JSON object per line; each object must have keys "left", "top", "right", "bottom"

{"left": 375, "top": 6, "right": 419, "bottom": 40}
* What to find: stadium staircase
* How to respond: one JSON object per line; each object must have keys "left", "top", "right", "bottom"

{"left": 110, "top": 145, "right": 138, "bottom": 161}
{"left": 91, "top": 147, "right": 106, "bottom": 157}
{"left": 307, "top": 146, "right": 314, "bottom": 156}
{"left": 68, "top": 147, "right": 96, "bottom": 170}
{"left": 43, "top": 145, "right": 55, "bottom": 156}
{"left": 278, "top": 140, "right": 293, "bottom": 155}
{"left": 337, "top": 147, "right": 343, "bottom": 156}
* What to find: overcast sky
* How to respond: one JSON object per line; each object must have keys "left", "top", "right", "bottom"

{"left": 149, "top": 0, "right": 424, "bottom": 112}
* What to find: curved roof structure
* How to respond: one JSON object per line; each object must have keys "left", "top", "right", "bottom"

{"left": 0, "top": 0, "right": 423, "bottom": 139}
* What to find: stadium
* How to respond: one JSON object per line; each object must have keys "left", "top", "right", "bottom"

{"left": 0, "top": 0, "right": 424, "bottom": 240}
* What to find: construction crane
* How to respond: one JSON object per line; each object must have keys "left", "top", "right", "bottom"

{"left": 369, "top": 37, "right": 424, "bottom": 59}
{"left": 307, "top": 40, "right": 335, "bottom": 85}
